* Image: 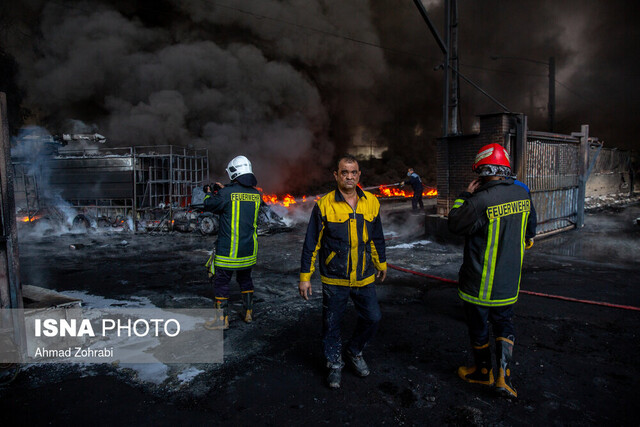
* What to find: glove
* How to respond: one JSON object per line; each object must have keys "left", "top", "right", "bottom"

{"left": 205, "top": 254, "right": 215, "bottom": 278}
{"left": 525, "top": 238, "right": 534, "bottom": 250}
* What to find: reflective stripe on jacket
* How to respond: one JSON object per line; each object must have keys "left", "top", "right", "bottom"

{"left": 204, "top": 182, "right": 261, "bottom": 270}
{"left": 300, "top": 187, "right": 387, "bottom": 287}
{"left": 448, "top": 178, "right": 536, "bottom": 306}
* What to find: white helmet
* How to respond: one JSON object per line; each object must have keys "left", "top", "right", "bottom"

{"left": 226, "top": 155, "right": 253, "bottom": 181}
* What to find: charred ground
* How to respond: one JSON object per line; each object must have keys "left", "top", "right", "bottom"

{"left": 1, "top": 201, "right": 639, "bottom": 426}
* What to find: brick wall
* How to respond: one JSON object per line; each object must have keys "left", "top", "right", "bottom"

{"left": 436, "top": 113, "right": 517, "bottom": 216}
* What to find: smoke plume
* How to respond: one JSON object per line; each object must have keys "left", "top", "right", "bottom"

{"left": 1, "top": 0, "right": 638, "bottom": 193}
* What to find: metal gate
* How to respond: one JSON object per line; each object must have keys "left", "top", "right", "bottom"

{"left": 516, "top": 125, "right": 589, "bottom": 236}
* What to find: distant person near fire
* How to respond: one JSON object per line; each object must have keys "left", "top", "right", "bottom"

{"left": 203, "top": 155, "right": 261, "bottom": 330}
{"left": 447, "top": 143, "right": 536, "bottom": 398}
{"left": 299, "top": 154, "right": 387, "bottom": 389}
{"left": 401, "top": 167, "right": 424, "bottom": 210}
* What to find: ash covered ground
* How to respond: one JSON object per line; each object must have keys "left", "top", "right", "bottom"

{"left": 2, "top": 200, "right": 640, "bottom": 426}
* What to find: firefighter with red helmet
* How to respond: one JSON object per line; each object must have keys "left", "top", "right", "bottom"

{"left": 448, "top": 143, "right": 536, "bottom": 398}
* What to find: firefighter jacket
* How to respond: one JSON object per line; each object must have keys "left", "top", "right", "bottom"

{"left": 300, "top": 186, "right": 387, "bottom": 287}
{"left": 448, "top": 178, "right": 536, "bottom": 307}
{"left": 204, "top": 182, "right": 261, "bottom": 270}
{"left": 513, "top": 179, "right": 538, "bottom": 240}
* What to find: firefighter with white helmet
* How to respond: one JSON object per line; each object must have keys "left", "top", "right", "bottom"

{"left": 448, "top": 143, "right": 536, "bottom": 398}
{"left": 203, "top": 155, "right": 261, "bottom": 329}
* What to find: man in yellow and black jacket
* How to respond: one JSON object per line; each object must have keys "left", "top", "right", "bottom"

{"left": 299, "top": 155, "right": 387, "bottom": 389}
{"left": 204, "top": 155, "right": 261, "bottom": 330}
{"left": 448, "top": 143, "right": 536, "bottom": 399}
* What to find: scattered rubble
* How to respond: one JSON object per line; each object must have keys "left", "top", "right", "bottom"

{"left": 2, "top": 204, "right": 639, "bottom": 424}
{"left": 585, "top": 193, "right": 640, "bottom": 211}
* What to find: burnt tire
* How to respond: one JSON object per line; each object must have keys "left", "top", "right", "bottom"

{"left": 71, "top": 214, "right": 91, "bottom": 230}
{"left": 198, "top": 214, "right": 218, "bottom": 235}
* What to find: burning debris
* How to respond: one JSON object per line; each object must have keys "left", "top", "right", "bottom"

{"left": 257, "top": 182, "right": 437, "bottom": 209}
{"left": 12, "top": 127, "right": 437, "bottom": 239}
{"left": 375, "top": 184, "right": 437, "bottom": 199}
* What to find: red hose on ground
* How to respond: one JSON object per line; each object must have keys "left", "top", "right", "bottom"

{"left": 387, "top": 263, "right": 640, "bottom": 312}
{"left": 388, "top": 263, "right": 459, "bottom": 284}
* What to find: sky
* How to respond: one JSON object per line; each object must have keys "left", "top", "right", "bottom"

{"left": 1, "top": 0, "right": 638, "bottom": 192}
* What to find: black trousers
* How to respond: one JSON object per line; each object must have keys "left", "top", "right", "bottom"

{"left": 322, "top": 283, "right": 382, "bottom": 365}
{"left": 213, "top": 268, "right": 253, "bottom": 299}
{"left": 411, "top": 192, "right": 424, "bottom": 209}
{"left": 463, "top": 301, "right": 515, "bottom": 346}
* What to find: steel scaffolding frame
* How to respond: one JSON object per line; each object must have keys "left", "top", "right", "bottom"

{"left": 13, "top": 145, "right": 210, "bottom": 231}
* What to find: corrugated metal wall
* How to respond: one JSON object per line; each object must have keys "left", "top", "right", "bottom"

{"left": 525, "top": 135, "right": 581, "bottom": 235}
{"left": 590, "top": 147, "right": 628, "bottom": 174}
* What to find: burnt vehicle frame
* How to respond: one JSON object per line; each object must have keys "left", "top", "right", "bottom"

{"left": 13, "top": 144, "right": 210, "bottom": 232}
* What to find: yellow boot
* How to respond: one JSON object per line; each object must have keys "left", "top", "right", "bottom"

{"left": 242, "top": 291, "right": 254, "bottom": 323}
{"left": 458, "top": 342, "right": 494, "bottom": 386}
{"left": 495, "top": 336, "right": 517, "bottom": 398}
{"left": 204, "top": 299, "right": 229, "bottom": 330}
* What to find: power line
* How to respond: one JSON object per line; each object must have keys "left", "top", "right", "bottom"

{"left": 201, "top": 0, "right": 598, "bottom": 105}
{"left": 196, "top": 0, "right": 443, "bottom": 62}
{"left": 460, "top": 62, "right": 546, "bottom": 78}
{"left": 461, "top": 62, "right": 594, "bottom": 104}
{"left": 555, "top": 79, "right": 594, "bottom": 103}
{"left": 28, "top": 1, "right": 601, "bottom": 106}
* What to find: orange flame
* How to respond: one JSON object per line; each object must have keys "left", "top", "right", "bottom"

{"left": 19, "top": 214, "right": 42, "bottom": 223}
{"left": 261, "top": 193, "right": 320, "bottom": 207}
{"left": 376, "top": 185, "right": 437, "bottom": 199}
{"left": 258, "top": 185, "right": 436, "bottom": 208}
{"left": 282, "top": 194, "right": 297, "bottom": 207}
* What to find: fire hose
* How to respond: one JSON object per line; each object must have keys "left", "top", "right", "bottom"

{"left": 386, "top": 263, "right": 640, "bottom": 312}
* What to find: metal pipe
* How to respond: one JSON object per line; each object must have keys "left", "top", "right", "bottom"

{"left": 412, "top": 0, "right": 448, "bottom": 55}
{"left": 534, "top": 224, "right": 576, "bottom": 239}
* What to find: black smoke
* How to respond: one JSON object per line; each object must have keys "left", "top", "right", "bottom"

{"left": 1, "top": 0, "right": 638, "bottom": 192}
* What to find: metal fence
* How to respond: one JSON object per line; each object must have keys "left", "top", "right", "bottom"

{"left": 586, "top": 146, "right": 632, "bottom": 195}
{"left": 522, "top": 130, "right": 586, "bottom": 235}
{"left": 590, "top": 147, "right": 628, "bottom": 175}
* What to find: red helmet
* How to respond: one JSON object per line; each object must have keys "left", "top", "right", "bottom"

{"left": 472, "top": 143, "right": 511, "bottom": 172}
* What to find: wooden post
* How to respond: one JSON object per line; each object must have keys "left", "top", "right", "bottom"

{"left": 576, "top": 124, "right": 590, "bottom": 228}
{"left": 514, "top": 114, "right": 528, "bottom": 182}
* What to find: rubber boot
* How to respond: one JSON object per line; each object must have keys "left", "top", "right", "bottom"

{"left": 241, "top": 291, "right": 254, "bottom": 323}
{"left": 204, "top": 298, "right": 229, "bottom": 330}
{"left": 495, "top": 336, "right": 517, "bottom": 398}
{"left": 458, "top": 342, "right": 494, "bottom": 386}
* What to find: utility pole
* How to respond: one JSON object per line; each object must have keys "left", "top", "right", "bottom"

{"left": 442, "top": 0, "right": 450, "bottom": 138}
{"left": 0, "top": 92, "right": 26, "bottom": 360}
{"left": 415, "top": 0, "right": 509, "bottom": 135}
{"left": 413, "top": 0, "right": 449, "bottom": 138}
{"left": 491, "top": 55, "right": 555, "bottom": 132}
{"left": 449, "top": 0, "right": 460, "bottom": 135}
